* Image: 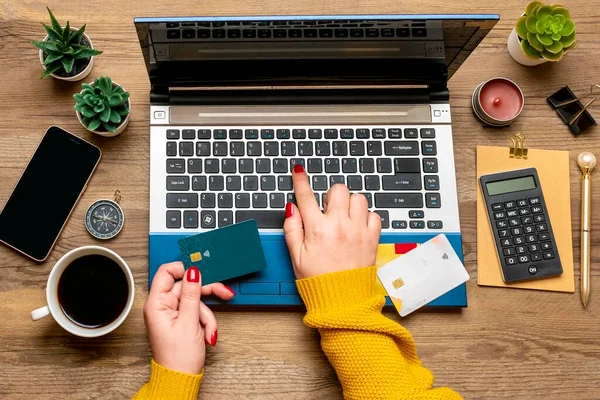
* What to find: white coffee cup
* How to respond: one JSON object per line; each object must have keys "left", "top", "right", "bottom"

{"left": 31, "top": 246, "right": 135, "bottom": 338}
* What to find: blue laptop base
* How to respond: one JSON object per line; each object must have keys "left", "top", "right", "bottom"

{"left": 148, "top": 232, "right": 467, "bottom": 307}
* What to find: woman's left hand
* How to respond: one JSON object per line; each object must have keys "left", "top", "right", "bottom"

{"left": 143, "top": 262, "right": 235, "bottom": 375}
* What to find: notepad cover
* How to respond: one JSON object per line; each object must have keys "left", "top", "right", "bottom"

{"left": 476, "top": 146, "right": 574, "bottom": 292}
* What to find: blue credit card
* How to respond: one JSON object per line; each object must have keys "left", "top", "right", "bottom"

{"left": 178, "top": 220, "right": 267, "bottom": 285}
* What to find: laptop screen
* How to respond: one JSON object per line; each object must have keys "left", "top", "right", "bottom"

{"left": 134, "top": 15, "right": 498, "bottom": 88}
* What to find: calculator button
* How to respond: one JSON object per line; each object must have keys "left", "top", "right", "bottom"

{"left": 541, "top": 241, "right": 553, "bottom": 250}
{"left": 538, "top": 233, "right": 550, "bottom": 241}
{"left": 501, "top": 238, "right": 513, "bottom": 247}
{"left": 528, "top": 265, "right": 538, "bottom": 275}
{"left": 531, "top": 205, "right": 543, "bottom": 214}
{"left": 503, "top": 248, "right": 515, "bottom": 256}
{"left": 506, "top": 210, "right": 519, "bottom": 218}
{"left": 531, "top": 253, "right": 543, "bottom": 261}
{"left": 517, "top": 199, "right": 528, "bottom": 207}
{"left": 529, "top": 243, "right": 540, "bottom": 252}
{"left": 513, "top": 236, "right": 525, "bottom": 245}
{"left": 511, "top": 227, "right": 522, "bottom": 236}
{"left": 534, "top": 214, "right": 546, "bottom": 223}
{"left": 496, "top": 220, "right": 508, "bottom": 229}
{"left": 521, "top": 216, "right": 533, "bottom": 224}
{"left": 543, "top": 250, "right": 556, "bottom": 260}
{"left": 494, "top": 211, "right": 506, "bottom": 220}
{"left": 509, "top": 219, "right": 520, "bottom": 227}
{"left": 529, "top": 197, "right": 541, "bottom": 205}
{"left": 536, "top": 223, "right": 548, "bottom": 232}
{"left": 498, "top": 229, "right": 510, "bottom": 238}
{"left": 518, "top": 254, "right": 530, "bottom": 264}
{"left": 523, "top": 225, "right": 535, "bottom": 234}
{"left": 519, "top": 208, "right": 530, "bottom": 215}
{"left": 492, "top": 203, "right": 504, "bottom": 211}
{"left": 526, "top": 234, "right": 537, "bottom": 243}
{"left": 505, "top": 257, "right": 517, "bottom": 266}
{"left": 515, "top": 246, "right": 527, "bottom": 254}
{"left": 504, "top": 201, "right": 516, "bottom": 209}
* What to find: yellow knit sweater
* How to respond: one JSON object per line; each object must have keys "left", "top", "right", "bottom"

{"left": 133, "top": 266, "right": 461, "bottom": 400}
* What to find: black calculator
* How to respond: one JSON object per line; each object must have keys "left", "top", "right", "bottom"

{"left": 480, "top": 168, "right": 562, "bottom": 282}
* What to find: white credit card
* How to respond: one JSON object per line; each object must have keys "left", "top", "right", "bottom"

{"left": 377, "top": 234, "right": 469, "bottom": 316}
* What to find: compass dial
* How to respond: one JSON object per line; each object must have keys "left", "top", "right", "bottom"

{"left": 85, "top": 200, "right": 124, "bottom": 240}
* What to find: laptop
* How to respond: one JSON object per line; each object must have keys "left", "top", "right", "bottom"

{"left": 134, "top": 14, "right": 499, "bottom": 306}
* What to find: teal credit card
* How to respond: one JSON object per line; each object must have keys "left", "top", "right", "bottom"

{"left": 178, "top": 220, "right": 267, "bottom": 285}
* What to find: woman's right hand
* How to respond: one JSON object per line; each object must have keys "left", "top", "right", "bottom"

{"left": 283, "top": 165, "right": 382, "bottom": 279}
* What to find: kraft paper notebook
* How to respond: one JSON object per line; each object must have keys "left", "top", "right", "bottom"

{"left": 476, "top": 142, "right": 575, "bottom": 293}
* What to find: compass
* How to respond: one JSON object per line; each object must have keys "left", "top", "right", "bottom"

{"left": 85, "top": 191, "right": 125, "bottom": 240}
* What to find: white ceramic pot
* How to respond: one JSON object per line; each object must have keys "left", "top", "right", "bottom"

{"left": 38, "top": 27, "right": 95, "bottom": 82}
{"left": 507, "top": 28, "right": 548, "bottom": 67}
{"left": 76, "top": 81, "right": 131, "bottom": 137}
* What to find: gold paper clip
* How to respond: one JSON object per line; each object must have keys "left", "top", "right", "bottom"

{"left": 509, "top": 133, "right": 528, "bottom": 159}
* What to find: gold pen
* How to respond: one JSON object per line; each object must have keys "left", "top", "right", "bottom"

{"left": 577, "top": 152, "right": 596, "bottom": 307}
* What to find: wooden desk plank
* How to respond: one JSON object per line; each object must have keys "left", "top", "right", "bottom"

{"left": 1, "top": 1, "right": 599, "bottom": 398}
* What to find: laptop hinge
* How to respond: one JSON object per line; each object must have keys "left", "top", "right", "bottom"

{"left": 429, "top": 84, "right": 450, "bottom": 102}
{"left": 161, "top": 87, "right": 449, "bottom": 106}
{"left": 150, "top": 84, "right": 170, "bottom": 104}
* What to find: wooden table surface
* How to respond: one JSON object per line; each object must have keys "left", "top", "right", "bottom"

{"left": 1, "top": 1, "right": 599, "bottom": 399}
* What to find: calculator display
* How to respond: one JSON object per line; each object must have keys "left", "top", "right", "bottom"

{"left": 486, "top": 176, "right": 536, "bottom": 196}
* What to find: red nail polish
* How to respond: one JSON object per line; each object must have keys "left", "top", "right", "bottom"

{"left": 186, "top": 266, "right": 199, "bottom": 283}
{"left": 210, "top": 330, "right": 218, "bottom": 346}
{"left": 293, "top": 164, "right": 304, "bottom": 174}
{"left": 285, "top": 202, "right": 294, "bottom": 218}
{"left": 223, "top": 285, "right": 236, "bottom": 296}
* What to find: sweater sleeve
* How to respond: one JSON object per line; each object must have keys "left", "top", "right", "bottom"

{"left": 132, "top": 359, "right": 203, "bottom": 400}
{"left": 296, "top": 266, "right": 462, "bottom": 400}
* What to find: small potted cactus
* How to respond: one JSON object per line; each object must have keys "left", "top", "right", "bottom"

{"left": 32, "top": 8, "right": 102, "bottom": 81}
{"left": 74, "top": 76, "right": 131, "bottom": 137}
{"left": 507, "top": 1, "right": 576, "bottom": 66}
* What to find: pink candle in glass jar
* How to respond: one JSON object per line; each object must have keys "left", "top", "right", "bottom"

{"left": 472, "top": 78, "right": 524, "bottom": 126}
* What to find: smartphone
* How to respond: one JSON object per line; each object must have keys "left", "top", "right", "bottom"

{"left": 0, "top": 126, "right": 101, "bottom": 261}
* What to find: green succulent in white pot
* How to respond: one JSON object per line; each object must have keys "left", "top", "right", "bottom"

{"left": 507, "top": 1, "right": 577, "bottom": 66}
{"left": 32, "top": 8, "right": 102, "bottom": 81}
{"left": 74, "top": 76, "right": 131, "bottom": 137}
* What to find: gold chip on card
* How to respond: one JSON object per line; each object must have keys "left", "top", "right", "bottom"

{"left": 190, "top": 252, "right": 203, "bottom": 262}
{"left": 392, "top": 277, "right": 404, "bottom": 289}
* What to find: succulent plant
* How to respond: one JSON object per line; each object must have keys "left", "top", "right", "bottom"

{"left": 516, "top": 1, "right": 576, "bottom": 61}
{"left": 32, "top": 7, "right": 102, "bottom": 79}
{"left": 74, "top": 76, "right": 130, "bottom": 133}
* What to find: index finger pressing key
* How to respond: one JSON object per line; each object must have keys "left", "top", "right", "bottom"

{"left": 291, "top": 164, "right": 322, "bottom": 224}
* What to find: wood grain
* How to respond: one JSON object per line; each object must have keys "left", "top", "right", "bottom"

{"left": 1, "top": 0, "right": 600, "bottom": 399}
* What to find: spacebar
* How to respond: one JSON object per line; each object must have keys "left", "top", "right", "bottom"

{"left": 236, "top": 211, "right": 286, "bottom": 228}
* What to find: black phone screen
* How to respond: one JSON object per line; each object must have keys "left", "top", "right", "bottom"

{"left": 0, "top": 127, "right": 101, "bottom": 261}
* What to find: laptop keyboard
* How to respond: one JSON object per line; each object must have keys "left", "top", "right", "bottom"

{"left": 163, "top": 20, "right": 428, "bottom": 41}
{"left": 163, "top": 126, "right": 444, "bottom": 231}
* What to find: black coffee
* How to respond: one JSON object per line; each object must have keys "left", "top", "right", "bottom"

{"left": 57, "top": 254, "right": 129, "bottom": 329}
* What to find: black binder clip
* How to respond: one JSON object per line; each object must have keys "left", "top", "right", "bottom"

{"left": 547, "top": 84, "right": 598, "bottom": 136}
